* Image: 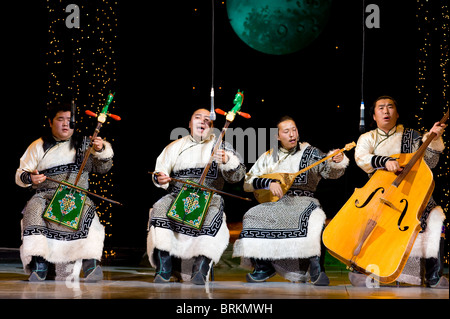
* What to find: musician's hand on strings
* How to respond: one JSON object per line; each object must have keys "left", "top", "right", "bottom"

{"left": 430, "top": 122, "right": 447, "bottom": 139}
{"left": 30, "top": 169, "right": 46, "bottom": 185}
{"left": 269, "top": 181, "right": 284, "bottom": 199}
{"left": 91, "top": 136, "right": 104, "bottom": 152}
{"left": 214, "top": 150, "right": 229, "bottom": 164}
{"left": 156, "top": 172, "right": 172, "bottom": 185}
{"left": 331, "top": 150, "right": 344, "bottom": 163}
{"left": 385, "top": 159, "right": 402, "bottom": 173}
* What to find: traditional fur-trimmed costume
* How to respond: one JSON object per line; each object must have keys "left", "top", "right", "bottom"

{"left": 233, "top": 142, "right": 349, "bottom": 284}
{"left": 148, "top": 133, "right": 245, "bottom": 283}
{"left": 16, "top": 135, "right": 113, "bottom": 281}
{"left": 354, "top": 124, "right": 447, "bottom": 287}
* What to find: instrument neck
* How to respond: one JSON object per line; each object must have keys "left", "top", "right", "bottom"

{"left": 74, "top": 121, "right": 103, "bottom": 185}
{"left": 198, "top": 120, "right": 230, "bottom": 185}
{"left": 392, "top": 132, "right": 435, "bottom": 187}
{"left": 393, "top": 109, "right": 448, "bottom": 187}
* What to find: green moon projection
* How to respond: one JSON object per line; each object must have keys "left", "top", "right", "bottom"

{"left": 227, "top": 0, "right": 332, "bottom": 55}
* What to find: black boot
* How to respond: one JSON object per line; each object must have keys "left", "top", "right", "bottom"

{"left": 191, "top": 255, "right": 212, "bottom": 285}
{"left": 246, "top": 258, "right": 276, "bottom": 283}
{"left": 154, "top": 249, "right": 172, "bottom": 283}
{"left": 348, "top": 270, "right": 368, "bottom": 287}
{"left": 425, "top": 238, "right": 449, "bottom": 289}
{"left": 29, "top": 256, "right": 48, "bottom": 282}
{"left": 82, "top": 259, "right": 103, "bottom": 282}
{"left": 297, "top": 258, "right": 310, "bottom": 283}
{"left": 310, "top": 256, "right": 329, "bottom": 286}
{"left": 172, "top": 256, "right": 183, "bottom": 282}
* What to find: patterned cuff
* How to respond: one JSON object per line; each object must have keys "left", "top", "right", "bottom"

{"left": 371, "top": 155, "right": 393, "bottom": 169}
{"left": 20, "top": 171, "right": 32, "bottom": 185}
{"left": 153, "top": 172, "right": 160, "bottom": 184}
{"left": 252, "top": 177, "right": 275, "bottom": 190}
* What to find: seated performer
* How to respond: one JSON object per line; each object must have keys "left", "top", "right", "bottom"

{"left": 353, "top": 95, "right": 448, "bottom": 288}
{"left": 233, "top": 116, "right": 349, "bottom": 285}
{"left": 15, "top": 102, "right": 113, "bottom": 282}
{"left": 148, "top": 108, "right": 246, "bottom": 285}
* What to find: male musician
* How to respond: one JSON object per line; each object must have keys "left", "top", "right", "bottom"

{"left": 15, "top": 103, "right": 113, "bottom": 282}
{"left": 148, "top": 108, "right": 246, "bottom": 284}
{"left": 353, "top": 95, "right": 448, "bottom": 288}
{"left": 232, "top": 116, "right": 349, "bottom": 285}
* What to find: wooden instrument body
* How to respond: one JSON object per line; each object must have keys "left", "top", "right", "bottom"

{"left": 253, "top": 172, "right": 294, "bottom": 203}
{"left": 253, "top": 142, "right": 355, "bottom": 204}
{"left": 323, "top": 152, "right": 434, "bottom": 283}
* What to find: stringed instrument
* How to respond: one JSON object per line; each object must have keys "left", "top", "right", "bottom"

{"left": 253, "top": 142, "right": 356, "bottom": 203}
{"left": 165, "top": 90, "right": 251, "bottom": 230}
{"left": 323, "top": 109, "right": 449, "bottom": 283}
{"left": 42, "top": 92, "right": 121, "bottom": 229}
{"left": 149, "top": 172, "right": 251, "bottom": 202}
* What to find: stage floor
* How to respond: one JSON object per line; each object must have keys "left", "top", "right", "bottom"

{"left": 0, "top": 261, "right": 448, "bottom": 300}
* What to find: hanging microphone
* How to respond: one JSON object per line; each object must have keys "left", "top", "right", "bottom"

{"left": 360, "top": 2, "right": 366, "bottom": 134}
{"left": 209, "top": 87, "right": 216, "bottom": 121}
{"left": 70, "top": 99, "right": 76, "bottom": 129}
{"left": 359, "top": 100, "right": 365, "bottom": 133}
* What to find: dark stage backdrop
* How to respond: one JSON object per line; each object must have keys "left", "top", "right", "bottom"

{"left": 2, "top": 1, "right": 448, "bottom": 260}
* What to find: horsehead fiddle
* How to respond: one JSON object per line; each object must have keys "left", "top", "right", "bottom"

{"left": 41, "top": 92, "right": 122, "bottom": 230}
{"left": 150, "top": 90, "right": 251, "bottom": 201}
{"left": 154, "top": 90, "right": 251, "bottom": 230}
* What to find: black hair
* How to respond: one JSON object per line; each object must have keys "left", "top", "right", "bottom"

{"left": 276, "top": 115, "right": 296, "bottom": 130}
{"left": 46, "top": 102, "right": 72, "bottom": 121}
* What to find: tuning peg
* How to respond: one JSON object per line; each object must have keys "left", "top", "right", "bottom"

{"left": 237, "top": 111, "right": 251, "bottom": 119}
{"left": 215, "top": 108, "right": 227, "bottom": 116}
{"left": 108, "top": 113, "right": 121, "bottom": 121}
{"left": 85, "top": 110, "right": 121, "bottom": 121}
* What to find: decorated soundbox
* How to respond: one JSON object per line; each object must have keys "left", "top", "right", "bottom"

{"left": 167, "top": 180, "right": 213, "bottom": 230}
{"left": 42, "top": 182, "right": 87, "bottom": 230}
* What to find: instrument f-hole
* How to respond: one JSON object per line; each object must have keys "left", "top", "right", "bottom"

{"left": 397, "top": 199, "right": 409, "bottom": 231}
{"left": 355, "top": 187, "right": 384, "bottom": 208}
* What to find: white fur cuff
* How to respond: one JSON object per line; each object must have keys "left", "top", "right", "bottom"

{"left": 91, "top": 141, "right": 114, "bottom": 159}
{"left": 326, "top": 150, "right": 350, "bottom": 169}
{"left": 423, "top": 133, "right": 445, "bottom": 153}
{"left": 220, "top": 152, "right": 241, "bottom": 171}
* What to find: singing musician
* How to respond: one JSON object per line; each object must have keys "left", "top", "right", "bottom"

{"left": 15, "top": 102, "right": 114, "bottom": 282}
{"left": 148, "top": 108, "right": 246, "bottom": 285}
{"left": 353, "top": 95, "right": 448, "bottom": 288}
{"left": 232, "top": 116, "right": 349, "bottom": 285}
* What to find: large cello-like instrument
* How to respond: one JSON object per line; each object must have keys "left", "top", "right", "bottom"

{"left": 323, "top": 110, "right": 448, "bottom": 283}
